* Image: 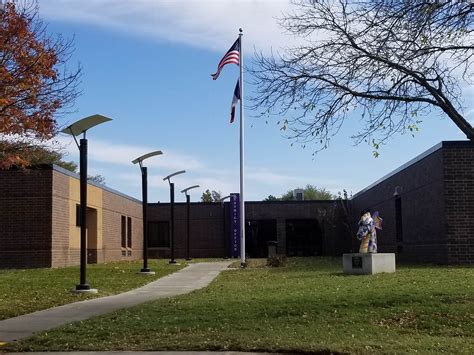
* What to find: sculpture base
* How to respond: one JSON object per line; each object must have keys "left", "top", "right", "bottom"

{"left": 343, "top": 253, "right": 395, "bottom": 275}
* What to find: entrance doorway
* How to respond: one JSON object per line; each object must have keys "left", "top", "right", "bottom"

{"left": 286, "top": 219, "right": 323, "bottom": 256}
{"left": 245, "top": 219, "right": 277, "bottom": 258}
{"left": 86, "top": 207, "right": 98, "bottom": 264}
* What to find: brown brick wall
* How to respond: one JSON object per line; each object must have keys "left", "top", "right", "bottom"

{"left": 0, "top": 168, "right": 52, "bottom": 268}
{"left": 147, "top": 203, "right": 225, "bottom": 258}
{"left": 443, "top": 144, "right": 474, "bottom": 264}
{"left": 148, "top": 200, "right": 348, "bottom": 258}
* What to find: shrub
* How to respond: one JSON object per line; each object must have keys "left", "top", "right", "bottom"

{"left": 267, "top": 255, "right": 288, "bottom": 267}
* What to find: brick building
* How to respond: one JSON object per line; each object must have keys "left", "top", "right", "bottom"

{"left": 148, "top": 141, "right": 474, "bottom": 265}
{"left": 0, "top": 165, "right": 143, "bottom": 268}
{"left": 351, "top": 141, "right": 474, "bottom": 264}
{"left": 1, "top": 140, "right": 473, "bottom": 268}
{"left": 147, "top": 200, "right": 350, "bottom": 259}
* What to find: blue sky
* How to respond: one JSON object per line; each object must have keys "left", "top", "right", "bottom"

{"left": 39, "top": 0, "right": 473, "bottom": 203}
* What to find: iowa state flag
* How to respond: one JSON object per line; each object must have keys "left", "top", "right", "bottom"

{"left": 230, "top": 79, "right": 240, "bottom": 123}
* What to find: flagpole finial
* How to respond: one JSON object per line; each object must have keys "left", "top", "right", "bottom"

{"left": 239, "top": 28, "right": 243, "bottom": 34}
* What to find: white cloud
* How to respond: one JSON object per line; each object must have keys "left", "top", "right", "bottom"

{"left": 55, "top": 135, "right": 204, "bottom": 171}
{"left": 246, "top": 168, "right": 349, "bottom": 191}
{"left": 40, "top": 0, "right": 294, "bottom": 54}
{"left": 246, "top": 169, "right": 308, "bottom": 186}
{"left": 52, "top": 135, "right": 354, "bottom": 201}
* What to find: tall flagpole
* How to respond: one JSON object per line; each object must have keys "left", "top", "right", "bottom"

{"left": 239, "top": 28, "right": 246, "bottom": 267}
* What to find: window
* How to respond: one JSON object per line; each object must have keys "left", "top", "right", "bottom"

{"left": 286, "top": 219, "right": 323, "bottom": 256}
{"left": 121, "top": 215, "right": 126, "bottom": 249}
{"left": 76, "top": 204, "right": 81, "bottom": 227}
{"left": 395, "top": 197, "right": 403, "bottom": 253}
{"left": 148, "top": 221, "right": 170, "bottom": 248}
{"left": 127, "top": 217, "right": 132, "bottom": 249}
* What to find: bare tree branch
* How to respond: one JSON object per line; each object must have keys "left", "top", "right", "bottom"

{"left": 250, "top": 0, "right": 474, "bottom": 152}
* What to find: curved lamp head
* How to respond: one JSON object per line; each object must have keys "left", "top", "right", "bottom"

{"left": 219, "top": 195, "right": 231, "bottom": 206}
{"left": 61, "top": 114, "right": 112, "bottom": 137}
{"left": 181, "top": 185, "right": 200, "bottom": 195}
{"left": 163, "top": 170, "right": 186, "bottom": 183}
{"left": 132, "top": 150, "right": 163, "bottom": 168}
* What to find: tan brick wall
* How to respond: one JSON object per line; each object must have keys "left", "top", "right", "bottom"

{"left": 102, "top": 189, "right": 143, "bottom": 262}
{"left": 51, "top": 170, "right": 71, "bottom": 267}
{"left": 50, "top": 167, "right": 142, "bottom": 267}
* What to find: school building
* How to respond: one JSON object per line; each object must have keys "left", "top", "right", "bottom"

{"left": 0, "top": 140, "right": 473, "bottom": 268}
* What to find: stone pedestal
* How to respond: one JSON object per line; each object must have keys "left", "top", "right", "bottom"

{"left": 343, "top": 253, "right": 396, "bottom": 275}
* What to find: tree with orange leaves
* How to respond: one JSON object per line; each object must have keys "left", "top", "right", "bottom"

{"left": 0, "top": 0, "right": 80, "bottom": 168}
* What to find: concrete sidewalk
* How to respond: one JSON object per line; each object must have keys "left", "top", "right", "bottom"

{"left": 6, "top": 352, "right": 282, "bottom": 355}
{"left": 0, "top": 261, "right": 232, "bottom": 343}
{"left": 6, "top": 352, "right": 281, "bottom": 355}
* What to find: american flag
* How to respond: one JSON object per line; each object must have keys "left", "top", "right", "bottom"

{"left": 211, "top": 38, "right": 240, "bottom": 80}
{"left": 230, "top": 79, "right": 240, "bottom": 123}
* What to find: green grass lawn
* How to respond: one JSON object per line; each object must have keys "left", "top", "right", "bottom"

{"left": 8, "top": 257, "right": 474, "bottom": 354}
{"left": 0, "top": 258, "right": 187, "bottom": 320}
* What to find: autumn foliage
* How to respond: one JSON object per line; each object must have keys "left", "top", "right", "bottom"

{"left": 0, "top": 139, "right": 75, "bottom": 170}
{"left": 0, "top": 1, "right": 80, "bottom": 168}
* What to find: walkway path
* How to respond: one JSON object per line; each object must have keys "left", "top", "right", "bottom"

{"left": 7, "top": 352, "right": 279, "bottom": 355}
{"left": 0, "top": 261, "right": 232, "bottom": 343}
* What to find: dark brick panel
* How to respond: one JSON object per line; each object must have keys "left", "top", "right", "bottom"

{"left": 443, "top": 147, "right": 474, "bottom": 264}
{"left": 352, "top": 148, "right": 447, "bottom": 263}
{"left": 148, "top": 200, "right": 350, "bottom": 258}
{"left": 0, "top": 169, "right": 53, "bottom": 268}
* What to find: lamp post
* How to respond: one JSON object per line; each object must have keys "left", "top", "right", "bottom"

{"left": 163, "top": 170, "right": 186, "bottom": 264}
{"left": 132, "top": 151, "right": 163, "bottom": 274}
{"left": 181, "top": 185, "right": 200, "bottom": 261}
{"left": 61, "top": 114, "right": 112, "bottom": 293}
{"left": 219, "top": 195, "right": 231, "bottom": 259}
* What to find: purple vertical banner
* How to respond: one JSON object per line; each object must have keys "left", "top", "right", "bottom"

{"left": 229, "top": 193, "right": 240, "bottom": 258}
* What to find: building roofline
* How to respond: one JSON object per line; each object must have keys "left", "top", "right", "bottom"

{"left": 149, "top": 200, "right": 337, "bottom": 206}
{"left": 352, "top": 140, "right": 474, "bottom": 198}
{"left": 52, "top": 164, "right": 142, "bottom": 204}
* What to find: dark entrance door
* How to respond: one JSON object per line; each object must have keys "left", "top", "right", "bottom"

{"left": 286, "top": 219, "right": 323, "bottom": 256}
{"left": 245, "top": 219, "right": 277, "bottom": 258}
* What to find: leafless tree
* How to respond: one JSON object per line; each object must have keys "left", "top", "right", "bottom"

{"left": 250, "top": 0, "right": 474, "bottom": 153}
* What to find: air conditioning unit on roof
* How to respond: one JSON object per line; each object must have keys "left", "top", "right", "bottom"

{"left": 293, "top": 189, "right": 304, "bottom": 201}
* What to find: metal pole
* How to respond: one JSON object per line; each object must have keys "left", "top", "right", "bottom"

{"left": 77, "top": 138, "right": 90, "bottom": 290}
{"left": 238, "top": 28, "right": 246, "bottom": 267}
{"left": 169, "top": 182, "right": 176, "bottom": 264}
{"left": 141, "top": 166, "right": 151, "bottom": 272}
{"left": 186, "top": 194, "right": 191, "bottom": 260}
